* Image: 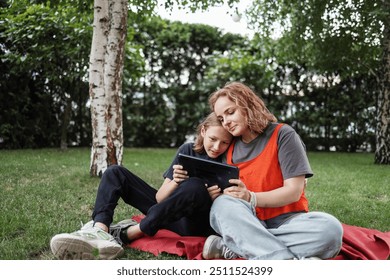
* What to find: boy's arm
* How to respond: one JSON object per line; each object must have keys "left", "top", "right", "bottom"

{"left": 156, "top": 165, "right": 188, "bottom": 203}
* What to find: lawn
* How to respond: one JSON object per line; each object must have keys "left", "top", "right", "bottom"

{"left": 0, "top": 148, "right": 389, "bottom": 260}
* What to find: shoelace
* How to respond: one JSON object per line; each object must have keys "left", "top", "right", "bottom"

{"left": 109, "top": 226, "right": 124, "bottom": 246}
{"left": 80, "top": 220, "right": 94, "bottom": 229}
{"left": 222, "top": 245, "right": 239, "bottom": 259}
{"left": 77, "top": 220, "right": 119, "bottom": 243}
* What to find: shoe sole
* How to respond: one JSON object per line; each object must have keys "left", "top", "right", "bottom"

{"left": 50, "top": 233, "right": 124, "bottom": 260}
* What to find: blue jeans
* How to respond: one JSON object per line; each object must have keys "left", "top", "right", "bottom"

{"left": 210, "top": 195, "right": 343, "bottom": 259}
{"left": 92, "top": 165, "right": 215, "bottom": 237}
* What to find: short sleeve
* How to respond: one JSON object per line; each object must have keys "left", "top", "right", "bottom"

{"left": 277, "top": 125, "right": 314, "bottom": 179}
{"left": 162, "top": 143, "right": 195, "bottom": 180}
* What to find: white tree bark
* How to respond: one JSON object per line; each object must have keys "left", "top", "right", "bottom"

{"left": 89, "top": 0, "right": 128, "bottom": 176}
{"left": 375, "top": 16, "right": 390, "bottom": 164}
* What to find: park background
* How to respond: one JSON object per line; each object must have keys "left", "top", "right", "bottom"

{"left": 0, "top": 0, "right": 389, "bottom": 260}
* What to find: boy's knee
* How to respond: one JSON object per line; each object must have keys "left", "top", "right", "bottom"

{"left": 103, "top": 164, "right": 121, "bottom": 176}
{"left": 179, "top": 177, "right": 209, "bottom": 196}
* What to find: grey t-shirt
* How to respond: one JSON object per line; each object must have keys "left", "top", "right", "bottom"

{"left": 227, "top": 123, "right": 313, "bottom": 179}
{"left": 226, "top": 123, "right": 313, "bottom": 228}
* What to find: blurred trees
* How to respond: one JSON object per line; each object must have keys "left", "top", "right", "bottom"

{"left": 0, "top": 0, "right": 386, "bottom": 161}
{"left": 245, "top": 0, "right": 388, "bottom": 160}
{"left": 123, "top": 17, "right": 246, "bottom": 147}
{"left": 0, "top": 0, "right": 92, "bottom": 148}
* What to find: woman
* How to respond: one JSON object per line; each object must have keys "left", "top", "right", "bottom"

{"left": 50, "top": 112, "right": 232, "bottom": 260}
{"left": 202, "top": 82, "right": 343, "bottom": 260}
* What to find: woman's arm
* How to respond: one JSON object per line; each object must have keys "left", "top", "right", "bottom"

{"left": 225, "top": 175, "right": 306, "bottom": 207}
{"left": 254, "top": 176, "right": 305, "bottom": 207}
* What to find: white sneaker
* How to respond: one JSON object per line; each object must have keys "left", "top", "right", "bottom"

{"left": 50, "top": 221, "right": 124, "bottom": 260}
{"left": 202, "top": 235, "right": 239, "bottom": 259}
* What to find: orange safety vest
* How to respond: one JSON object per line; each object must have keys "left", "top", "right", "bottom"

{"left": 226, "top": 124, "right": 308, "bottom": 221}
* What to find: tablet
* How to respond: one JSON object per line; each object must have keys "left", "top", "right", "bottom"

{"left": 178, "top": 153, "right": 239, "bottom": 190}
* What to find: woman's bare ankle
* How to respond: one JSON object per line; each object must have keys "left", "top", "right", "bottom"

{"left": 126, "top": 224, "right": 144, "bottom": 240}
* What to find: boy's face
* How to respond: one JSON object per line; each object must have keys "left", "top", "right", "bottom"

{"left": 201, "top": 126, "right": 232, "bottom": 158}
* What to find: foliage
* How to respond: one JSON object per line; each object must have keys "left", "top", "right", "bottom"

{"left": 0, "top": 0, "right": 384, "bottom": 152}
{"left": 294, "top": 73, "right": 376, "bottom": 152}
{"left": 203, "top": 0, "right": 383, "bottom": 152}
{"left": 160, "top": 0, "right": 239, "bottom": 13}
{"left": 123, "top": 17, "right": 246, "bottom": 147}
{"left": 0, "top": 0, "right": 242, "bottom": 149}
{"left": 240, "top": 0, "right": 385, "bottom": 153}
{"left": 247, "top": 0, "right": 383, "bottom": 72}
{"left": 0, "top": 0, "right": 92, "bottom": 148}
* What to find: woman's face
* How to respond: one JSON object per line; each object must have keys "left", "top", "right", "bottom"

{"left": 213, "top": 95, "right": 249, "bottom": 138}
{"left": 201, "top": 125, "right": 232, "bottom": 158}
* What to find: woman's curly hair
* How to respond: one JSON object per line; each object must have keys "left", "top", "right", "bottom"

{"left": 209, "top": 82, "right": 277, "bottom": 134}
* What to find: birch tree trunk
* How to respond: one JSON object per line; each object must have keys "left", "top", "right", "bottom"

{"left": 89, "top": 0, "right": 128, "bottom": 176}
{"left": 375, "top": 14, "right": 390, "bottom": 164}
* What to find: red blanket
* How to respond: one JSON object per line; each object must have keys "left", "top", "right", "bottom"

{"left": 128, "top": 215, "right": 390, "bottom": 260}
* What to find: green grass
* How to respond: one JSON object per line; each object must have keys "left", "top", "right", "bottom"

{"left": 307, "top": 152, "right": 390, "bottom": 230}
{"left": 0, "top": 148, "right": 389, "bottom": 260}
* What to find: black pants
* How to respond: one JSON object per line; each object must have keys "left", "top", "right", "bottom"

{"left": 92, "top": 165, "right": 215, "bottom": 237}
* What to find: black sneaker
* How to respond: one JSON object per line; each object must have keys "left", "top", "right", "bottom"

{"left": 109, "top": 219, "right": 138, "bottom": 246}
